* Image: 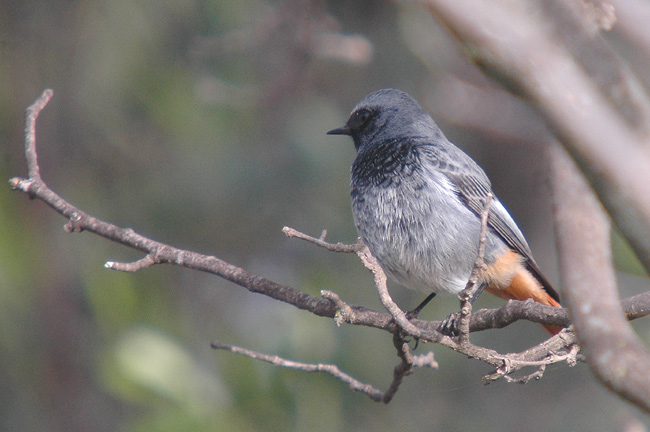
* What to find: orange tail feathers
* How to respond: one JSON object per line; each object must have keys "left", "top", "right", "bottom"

{"left": 483, "top": 251, "right": 562, "bottom": 335}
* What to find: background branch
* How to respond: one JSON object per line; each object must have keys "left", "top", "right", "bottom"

{"left": 550, "top": 143, "right": 650, "bottom": 412}
{"left": 210, "top": 340, "right": 386, "bottom": 402}
{"left": 425, "top": 0, "right": 650, "bottom": 413}
{"left": 425, "top": 0, "right": 650, "bottom": 271}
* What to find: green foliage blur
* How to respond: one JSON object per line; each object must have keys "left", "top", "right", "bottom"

{"left": 1, "top": 1, "right": 649, "bottom": 431}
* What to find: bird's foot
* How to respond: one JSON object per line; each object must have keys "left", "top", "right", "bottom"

{"left": 438, "top": 312, "right": 460, "bottom": 336}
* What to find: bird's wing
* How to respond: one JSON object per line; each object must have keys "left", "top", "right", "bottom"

{"left": 418, "top": 142, "right": 560, "bottom": 301}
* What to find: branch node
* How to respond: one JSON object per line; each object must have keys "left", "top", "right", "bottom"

{"left": 105, "top": 254, "right": 157, "bottom": 272}
{"left": 321, "top": 290, "right": 355, "bottom": 325}
{"left": 64, "top": 212, "right": 84, "bottom": 233}
{"left": 9, "top": 177, "right": 28, "bottom": 191}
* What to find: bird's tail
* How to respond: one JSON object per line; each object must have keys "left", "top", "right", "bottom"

{"left": 485, "top": 266, "right": 563, "bottom": 335}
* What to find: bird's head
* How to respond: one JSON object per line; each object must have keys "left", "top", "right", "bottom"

{"left": 327, "top": 88, "right": 437, "bottom": 151}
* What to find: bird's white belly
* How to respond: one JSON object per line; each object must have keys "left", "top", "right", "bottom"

{"left": 352, "top": 174, "right": 505, "bottom": 296}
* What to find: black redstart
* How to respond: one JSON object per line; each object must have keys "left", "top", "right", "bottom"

{"left": 328, "top": 88, "right": 561, "bottom": 334}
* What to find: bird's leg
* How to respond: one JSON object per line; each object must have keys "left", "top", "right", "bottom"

{"left": 468, "top": 282, "right": 487, "bottom": 306}
{"left": 403, "top": 292, "right": 437, "bottom": 350}
{"left": 406, "top": 292, "right": 437, "bottom": 320}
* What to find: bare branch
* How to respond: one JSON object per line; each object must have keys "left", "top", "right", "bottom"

{"left": 105, "top": 255, "right": 157, "bottom": 272}
{"left": 211, "top": 334, "right": 438, "bottom": 404}
{"left": 320, "top": 290, "right": 364, "bottom": 327}
{"left": 550, "top": 144, "right": 650, "bottom": 413}
{"left": 622, "top": 292, "right": 650, "bottom": 321}
{"left": 425, "top": 0, "right": 650, "bottom": 272}
{"left": 10, "top": 94, "right": 337, "bottom": 319}
{"left": 501, "top": 366, "right": 546, "bottom": 384}
{"left": 423, "top": 0, "right": 650, "bottom": 410}
{"left": 355, "top": 244, "right": 427, "bottom": 339}
{"left": 282, "top": 226, "right": 362, "bottom": 253}
{"left": 382, "top": 333, "right": 438, "bottom": 403}
{"left": 24, "top": 89, "right": 52, "bottom": 179}
{"left": 457, "top": 193, "right": 493, "bottom": 345}
{"left": 211, "top": 340, "right": 385, "bottom": 402}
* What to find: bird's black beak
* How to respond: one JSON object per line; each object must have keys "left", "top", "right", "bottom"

{"left": 327, "top": 125, "right": 352, "bottom": 136}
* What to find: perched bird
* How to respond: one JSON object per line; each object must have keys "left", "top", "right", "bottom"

{"left": 328, "top": 88, "right": 561, "bottom": 334}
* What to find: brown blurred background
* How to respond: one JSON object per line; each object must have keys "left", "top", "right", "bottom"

{"left": 1, "top": 1, "right": 649, "bottom": 431}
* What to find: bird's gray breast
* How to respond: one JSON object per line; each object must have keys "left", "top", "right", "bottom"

{"left": 351, "top": 141, "right": 504, "bottom": 295}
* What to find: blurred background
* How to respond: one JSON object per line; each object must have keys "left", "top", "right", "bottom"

{"left": 1, "top": 1, "right": 649, "bottom": 431}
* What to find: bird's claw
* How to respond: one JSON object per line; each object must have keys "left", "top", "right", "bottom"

{"left": 438, "top": 312, "right": 460, "bottom": 336}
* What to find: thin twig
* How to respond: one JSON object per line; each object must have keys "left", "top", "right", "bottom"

{"left": 282, "top": 226, "right": 362, "bottom": 253}
{"left": 501, "top": 365, "right": 546, "bottom": 384}
{"left": 355, "top": 245, "right": 425, "bottom": 339}
{"left": 382, "top": 334, "right": 414, "bottom": 403}
{"left": 211, "top": 340, "right": 385, "bottom": 401}
{"left": 458, "top": 193, "right": 493, "bottom": 345}
{"left": 24, "top": 89, "right": 52, "bottom": 180}
{"left": 105, "top": 254, "right": 157, "bottom": 272}
{"left": 383, "top": 333, "right": 438, "bottom": 403}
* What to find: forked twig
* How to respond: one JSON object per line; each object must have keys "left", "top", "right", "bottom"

{"left": 211, "top": 337, "right": 438, "bottom": 403}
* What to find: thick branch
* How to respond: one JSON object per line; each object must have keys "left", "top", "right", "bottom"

{"left": 425, "top": 0, "right": 650, "bottom": 274}
{"left": 550, "top": 144, "right": 650, "bottom": 413}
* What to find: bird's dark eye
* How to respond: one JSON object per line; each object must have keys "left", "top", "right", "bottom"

{"left": 349, "top": 108, "right": 372, "bottom": 129}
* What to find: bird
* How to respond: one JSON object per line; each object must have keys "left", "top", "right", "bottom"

{"left": 327, "top": 88, "right": 561, "bottom": 334}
